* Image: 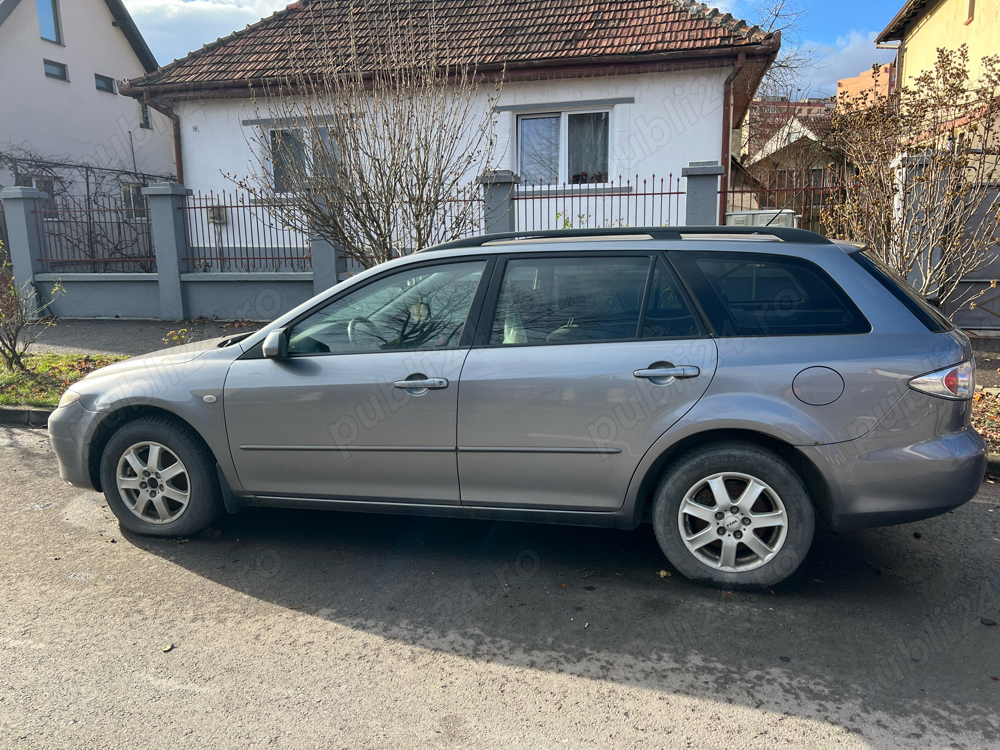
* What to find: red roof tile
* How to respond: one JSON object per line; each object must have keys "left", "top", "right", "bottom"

{"left": 124, "top": 0, "right": 773, "bottom": 91}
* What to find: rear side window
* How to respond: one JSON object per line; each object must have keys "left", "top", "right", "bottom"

{"left": 670, "top": 251, "right": 870, "bottom": 336}
{"left": 852, "top": 251, "right": 953, "bottom": 333}
{"left": 489, "top": 256, "right": 650, "bottom": 344}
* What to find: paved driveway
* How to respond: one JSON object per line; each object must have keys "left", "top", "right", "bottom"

{"left": 2, "top": 425, "right": 998, "bottom": 749}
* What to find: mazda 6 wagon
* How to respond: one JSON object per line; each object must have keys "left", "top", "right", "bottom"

{"left": 48, "top": 226, "right": 986, "bottom": 587}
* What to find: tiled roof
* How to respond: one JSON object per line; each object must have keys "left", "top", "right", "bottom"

{"left": 124, "top": 0, "right": 773, "bottom": 91}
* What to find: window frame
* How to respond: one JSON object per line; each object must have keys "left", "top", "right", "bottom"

{"left": 36, "top": 0, "right": 62, "bottom": 44}
{"left": 242, "top": 255, "right": 497, "bottom": 360}
{"left": 516, "top": 108, "right": 613, "bottom": 187}
{"left": 667, "top": 250, "right": 872, "bottom": 338}
{"left": 95, "top": 73, "right": 115, "bottom": 94}
{"left": 43, "top": 59, "right": 68, "bottom": 81}
{"left": 138, "top": 102, "right": 153, "bottom": 130}
{"left": 474, "top": 251, "right": 707, "bottom": 349}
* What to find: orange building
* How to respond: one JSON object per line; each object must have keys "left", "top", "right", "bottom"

{"left": 836, "top": 62, "right": 897, "bottom": 103}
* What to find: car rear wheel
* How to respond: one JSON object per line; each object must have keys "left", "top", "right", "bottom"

{"left": 100, "top": 415, "right": 223, "bottom": 537}
{"left": 652, "top": 442, "right": 815, "bottom": 588}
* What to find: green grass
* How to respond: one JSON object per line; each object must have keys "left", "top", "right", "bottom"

{"left": 0, "top": 353, "right": 127, "bottom": 408}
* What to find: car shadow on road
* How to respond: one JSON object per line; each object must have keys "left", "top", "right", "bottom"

{"left": 129, "top": 502, "right": 1000, "bottom": 743}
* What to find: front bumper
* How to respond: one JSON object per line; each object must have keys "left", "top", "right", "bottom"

{"left": 48, "top": 401, "right": 101, "bottom": 490}
{"left": 800, "top": 424, "right": 985, "bottom": 529}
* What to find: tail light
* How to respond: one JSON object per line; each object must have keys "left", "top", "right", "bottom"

{"left": 908, "top": 360, "right": 974, "bottom": 400}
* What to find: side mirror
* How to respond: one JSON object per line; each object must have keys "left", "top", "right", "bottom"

{"left": 262, "top": 328, "right": 288, "bottom": 359}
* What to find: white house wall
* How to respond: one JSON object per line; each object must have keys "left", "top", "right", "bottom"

{"left": 0, "top": 0, "right": 174, "bottom": 181}
{"left": 177, "top": 67, "right": 728, "bottom": 204}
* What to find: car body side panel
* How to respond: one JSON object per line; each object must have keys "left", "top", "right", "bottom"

{"left": 456, "top": 338, "right": 718, "bottom": 510}
{"left": 700, "top": 331, "right": 968, "bottom": 446}
{"left": 47, "top": 344, "right": 244, "bottom": 492}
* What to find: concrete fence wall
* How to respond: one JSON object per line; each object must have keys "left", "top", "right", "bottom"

{"left": 0, "top": 162, "right": 723, "bottom": 321}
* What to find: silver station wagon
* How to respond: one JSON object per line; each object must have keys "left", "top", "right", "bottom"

{"left": 48, "top": 227, "right": 986, "bottom": 587}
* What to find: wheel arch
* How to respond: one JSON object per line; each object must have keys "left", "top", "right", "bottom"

{"left": 87, "top": 404, "right": 219, "bottom": 492}
{"left": 627, "top": 428, "right": 834, "bottom": 529}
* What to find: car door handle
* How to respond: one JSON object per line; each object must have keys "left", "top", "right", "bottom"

{"left": 633, "top": 366, "right": 700, "bottom": 379}
{"left": 393, "top": 377, "right": 449, "bottom": 390}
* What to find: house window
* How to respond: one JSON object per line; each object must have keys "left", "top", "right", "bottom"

{"left": 122, "top": 183, "right": 145, "bottom": 219}
{"left": 270, "top": 129, "right": 305, "bottom": 193}
{"left": 138, "top": 102, "right": 152, "bottom": 130}
{"left": 95, "top": 74, "right": 115, "bottom": 94}
{"left": 36, "top": 0, "right": 61, "bottom": 43}
{"left": 517, "top": 110, "right": 611, "bottom": 186}
{"left": 15, "top": 175, "right": 58, "bottom": 217}
{"left": 311, "top": 126, "right": 339, "bottom": 182}
{"left": 43, "top": 59, "right": 68, "bottom": 80}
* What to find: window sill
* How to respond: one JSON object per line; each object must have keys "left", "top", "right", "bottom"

{"left": 40, "top": 37, "right": 65, "bottom": 47}
{"left": 44, "top": 73, "right": 69, "bottom": 82}
{"left": 516, "top": 185, "right": 634, "bottom": 198}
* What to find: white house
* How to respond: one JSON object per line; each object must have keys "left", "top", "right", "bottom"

{"left": 0, "top": 0, "right": 175, "bottom": 196}
{"left": 119, "top": 0, "right": 779, "bottom": 226}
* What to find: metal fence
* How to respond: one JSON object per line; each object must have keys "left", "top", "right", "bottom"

{"left": 722, "top": 167, "right": 840, "bottom": 234}
{"left": 515, "top": 174, "right": 684, "bottom": 231}
{"left": 33, "top": 194, "right": 155, "bottom": 273}
{"left": 180, "top": 190, "right": 312, "bottom": 273}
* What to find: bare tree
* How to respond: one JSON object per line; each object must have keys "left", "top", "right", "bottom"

{"left": 234, "top": 2, "right": 503, "bottom": 270}
{"left": 0, "top": 252, "right": 62, "bottom": 372}
{"left": 823, "top": 47, "right": 1000, "bottom": 314}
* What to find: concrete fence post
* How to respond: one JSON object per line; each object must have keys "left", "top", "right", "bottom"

{"left": 142, "top": 183, "right": 191, "bottom": 321}
{"left": 682, "top": 161, "right": 725, "bottom": 226}
{"left": 0, "top": 186, "right": 46, "bottom": 293}
{"left": 478, "top": 170, "right": 521, "bottom": 234}
{"left": 309, "top": 196, "right": 345, "bottom": 294}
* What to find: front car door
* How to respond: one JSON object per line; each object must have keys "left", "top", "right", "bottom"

{"left": 224, "top": 257, "right": 491, "bottom": 503}
{"left": 457, "top": 252, "right": 718, "bottom": 511}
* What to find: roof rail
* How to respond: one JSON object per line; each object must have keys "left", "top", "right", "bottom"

{"left": 423, "top": 226, "right": 833, "bottom": 252}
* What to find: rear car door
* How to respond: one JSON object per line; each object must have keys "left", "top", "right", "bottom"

{"left": 456, "top": 252, "right": 718, "bottom": 511}
{"left": 224, "top": 257, "right": 490, "bottom": 502}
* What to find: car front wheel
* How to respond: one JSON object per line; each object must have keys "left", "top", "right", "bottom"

{"left": 652, "top": 442, "right": 815, "bottom": 588}
{"left": 100, "top": 415, "right": 223, "bottom": 537}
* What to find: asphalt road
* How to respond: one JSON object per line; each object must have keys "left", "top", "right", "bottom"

{"left": 2, "top": 425, "right": 999, "bottom": 750}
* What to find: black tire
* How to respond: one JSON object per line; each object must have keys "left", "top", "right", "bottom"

{"left": 100, "top": 415, "right": 223, "bottom": 537}
{"left": 652, "top": 441, "right": 815, "bottom": 589}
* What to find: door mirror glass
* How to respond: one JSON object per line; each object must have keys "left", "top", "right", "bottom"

{"left": 286, "top": 260, "right": 487, "bottom": 355}
{"left": 262, "top": 328, "right": 288, "bottom": 358}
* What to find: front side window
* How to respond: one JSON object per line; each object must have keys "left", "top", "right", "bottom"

{"left": 287, "top": 260, "right": 487, "bottom": 355}
{"left": 518, "top": 110, "right": 611, "bottom": 185}
{"left": 671, "top": 251, "right": 870, "bottom": 336}
{"left": 36, "top": 0, "right": 61, "bottom": 43}
{"left": 490, "top": 256, "right": 650, "bottom": 345}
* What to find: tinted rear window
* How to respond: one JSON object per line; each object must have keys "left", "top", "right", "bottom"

{"left": 670, "top": 251, "right": 871, "bottom": 336}
{"left": 851, "top": 251, "right": 953, "bottom": 333}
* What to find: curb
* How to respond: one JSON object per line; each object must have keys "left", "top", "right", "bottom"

{"left": 0, "top": 405, "right": 53, "bottom": 427}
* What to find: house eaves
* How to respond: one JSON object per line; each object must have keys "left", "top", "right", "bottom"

{"left": 876, "top": 0, "right": 943, "bottom": 44}
{"left": 119, "top": 0, "right": 779, "bottom": 97}
{"left": 0, "top": 0, "right": 158, "bottom": 72}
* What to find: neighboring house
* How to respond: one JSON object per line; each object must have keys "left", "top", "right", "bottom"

{"left": 740, "top": 96, "right": 833, "bottom": 164}
{"left": 877, "top": 0, "right": 997, "bottom": 84}
{"left": 748, "top": 114, "right": 832, "bottom": 170}
{"left": 118, "top": 0, "right": 779, "bottom": 221}
{"left": 0, "top": 0, "right": 175, "bottom": 197}
{"left": 836, "top": 62, "right": 896, "bottom": 104}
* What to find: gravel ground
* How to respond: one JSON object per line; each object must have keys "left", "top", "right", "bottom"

{"left": 975, "top": 353, "right": 1000, "bottom": 389}
{"left": 2, "top": 425, "right": 999, "bottom": 749}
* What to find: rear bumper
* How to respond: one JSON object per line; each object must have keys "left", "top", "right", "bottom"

{"left": 800, "top": 425, "right": 985, "bottom": 530}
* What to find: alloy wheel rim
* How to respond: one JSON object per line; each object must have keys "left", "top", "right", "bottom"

{"left": 116, "top": 441, "right": 191, "bottom": 524}
{"left": 677, "top": 471, "right": 788, "bottom": 573}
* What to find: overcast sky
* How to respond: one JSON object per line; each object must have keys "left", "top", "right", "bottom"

{"left": 128, "top": 0, "right": 901, "bottom": 100}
